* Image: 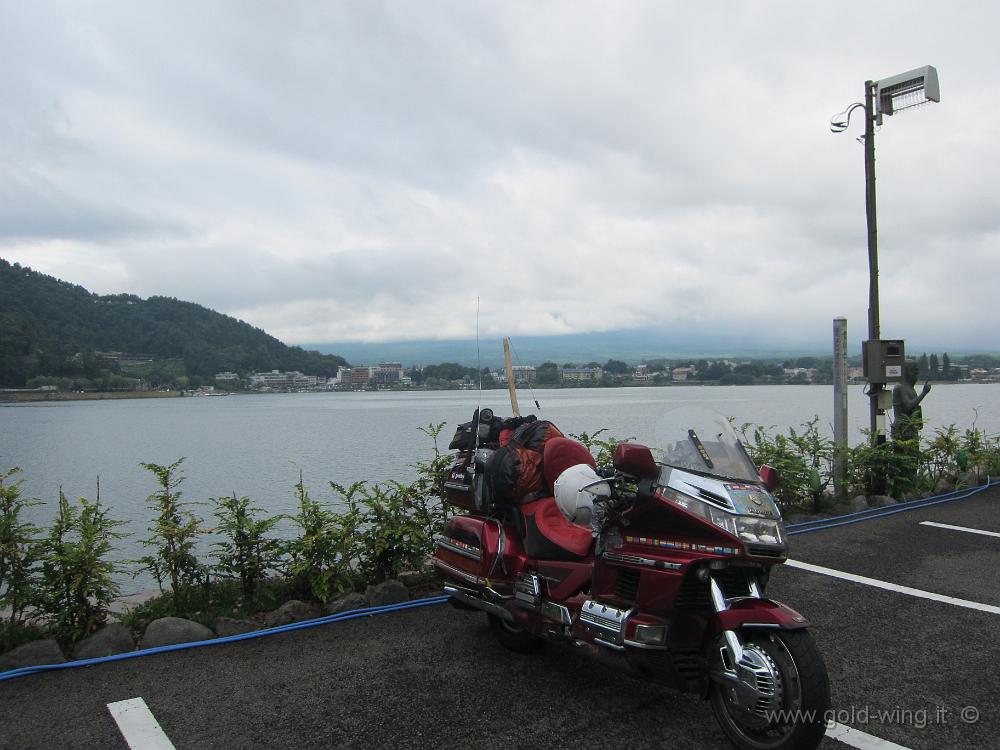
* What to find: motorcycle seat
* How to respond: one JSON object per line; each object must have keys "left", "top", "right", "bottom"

{"left": 520, "top": 496, "right": 593, "bottom": 559}
{"left": 542, "top": 437, "right": 597, "bottom": 489}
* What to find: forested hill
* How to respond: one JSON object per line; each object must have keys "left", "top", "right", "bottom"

{"left": 0, "top": 259, "right": 348, "bottom": 387}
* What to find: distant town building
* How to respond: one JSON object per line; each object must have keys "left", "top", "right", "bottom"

{"left": 783, "top": 368, "right": 819, "bottom": 383}
{"left": 510, "top": 365, "right": 536, "bottom": 384}
{"left": 249, "top": 370, "right": 289, "bottom": 389}
{"left": 672, "top": 367, "right": 696, "bottom": 381}
{"left": 214, "top": 371, "right": 239, "bottom": 382}
{"left": 633, "top": 364, "right": 650, "bottom": 381}
{"left": 248, "top": 370, "right": 317, "bottom": 390}
{"left": 373, "top": 362, "right": 403, "bottom": 385}
{"left": 561, "top": 367, "right": 603, "bottom": 383}
{"left": 350, "top": 367, "right": 373, "bottom": 386}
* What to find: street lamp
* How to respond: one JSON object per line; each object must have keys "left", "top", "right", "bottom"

{"left": 830, "top": 65, "right": 940, "bottom": 446}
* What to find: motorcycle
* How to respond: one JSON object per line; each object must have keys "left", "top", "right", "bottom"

{"left": 432, "top": 406, "right": 831, "bottom": 750}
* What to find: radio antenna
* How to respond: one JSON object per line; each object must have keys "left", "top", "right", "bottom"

{"left": 473, "top": 297, "right": 483, "bottom": 457}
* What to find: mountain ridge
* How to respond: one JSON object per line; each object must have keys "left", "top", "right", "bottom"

{"left": 0, "top": 258, "right": 347, "bottom": 387}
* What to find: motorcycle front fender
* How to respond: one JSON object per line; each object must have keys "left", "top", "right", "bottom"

{"left": 710, "top": 597, "right": 810, "bottom": 634}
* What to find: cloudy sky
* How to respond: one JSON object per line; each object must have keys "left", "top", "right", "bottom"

{"left": 2, "top": 1, "right": 998, "bottom": 351}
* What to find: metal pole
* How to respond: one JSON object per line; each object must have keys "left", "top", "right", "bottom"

{"left": 863, "top": 80, "right": 883, "bottom": 444}
{"left": 833, "top": 317, "right": 848, "bottom": 498}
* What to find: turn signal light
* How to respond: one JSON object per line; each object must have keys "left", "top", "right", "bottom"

{"left": 759, "top": 464, "right": 779, "bottom": 492}
{"left": 633, "top": 624, "right": 667, "bottom": 646}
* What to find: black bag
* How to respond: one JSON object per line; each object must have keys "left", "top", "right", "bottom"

{"left": 448, "top": 409, "right": 502, "bottom": 450}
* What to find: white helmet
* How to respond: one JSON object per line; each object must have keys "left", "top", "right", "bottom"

{"left": 554, "top": 463, "right": 611, "bottom": 524}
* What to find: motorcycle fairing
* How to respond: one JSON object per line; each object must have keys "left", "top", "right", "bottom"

{"left": 710, "top": 597, "right": 810, "bottom": 633}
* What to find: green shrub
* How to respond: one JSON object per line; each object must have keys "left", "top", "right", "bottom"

{"left": 135, "top": 459, "right": 206, "bottom": 614}
{"left": 350, "top": 480, "right": 434, "bottom": 585}
{"left": 39, "top": 489, "right": 127, "bottom": 645}
{"left": 211, "top": 493, "right": 283, "bottom": 607}
{"left": 569, "top": 428, "right": 634, "bottom": 468}
{"left": 0, "top": 468, "right": 42, "bottom": 650}
{"left": 738, "top": 417, "right": 832, "bottom": 510}
{"left": 284, "top": 475, "right": 362, "bottom": 602}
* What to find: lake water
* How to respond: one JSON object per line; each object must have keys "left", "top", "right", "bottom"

{"left": 2, "top": 385, "right": 996, "bottom": 590}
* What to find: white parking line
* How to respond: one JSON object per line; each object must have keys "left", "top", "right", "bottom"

{"left": 107, "top": 698, "right": 176, "bottom": 750}
{"left": 785, "top": 560, "right": 1000, "bottom": 615}
{"left": 919, "top": 521, "right": 1000, "bottom": 539}
{"left": 827, "top": 721, "right": 913, "bottom": 750}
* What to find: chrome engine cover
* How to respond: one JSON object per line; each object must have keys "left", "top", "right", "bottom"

{"left": 579, "top": 599, "right": 633, "bottom": 645}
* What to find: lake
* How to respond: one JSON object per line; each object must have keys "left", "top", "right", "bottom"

{"left": 2, "top": 384, "right": 996, "bottom": 590}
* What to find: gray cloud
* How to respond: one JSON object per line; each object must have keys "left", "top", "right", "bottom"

{"left": 2, "top": 1, "right": 998, "bottom": 351}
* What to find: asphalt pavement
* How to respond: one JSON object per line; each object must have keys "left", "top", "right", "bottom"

{"left": 2, "top": 486, "right": 998, "bottom": 750}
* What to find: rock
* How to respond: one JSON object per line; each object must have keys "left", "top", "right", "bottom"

{"left": 327, "top": 592, "right": 369, "bottom": 615}
{"left": 397, "top": 570, "right": 436, "bottom": 589}
{"left": 934, "top": 478, "right": 956, "bottom": 495}
{"left": 213, "top": 617, "right": 258, "bottom": 637}
{"left": 848, "top": 495, "right": 869, "bottom": 512}
{"left": 140, "top": 617, "right": 215, "bottom": 649}
{"left": 0, "top": 639, "right": 66, "bottom": 670}
{"left": 72, "top": 624, "right": 134, "bottom": 660}
{"left": 366, "top": 579, "right": 409, "bottom": 607}
{"left": 868, "top": 494, "right": 896, "bottom": 507}
{"left": 262, "top": 600, "right": 323, "bottom": 628}
{"left": 957, "top": 471, "right": 978, "bottom": 488}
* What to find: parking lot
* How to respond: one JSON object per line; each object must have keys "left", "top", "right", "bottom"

{"left": 2, "top": 485, "right": 997, "bottom": 749}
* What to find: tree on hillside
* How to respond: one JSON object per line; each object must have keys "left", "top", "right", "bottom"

{"left": 918, "top": 353, "right": 929, "bottom": 378}
{"left": 604, "top": 359, "right": 629, "bottom": 375}
{"left": 929, "top": 353, "right": 939, "bottom": 378}
{"left": 536, "top": 362, "right": 559, "bottom": 384}
{"left": 942, "top": 352, "right": 951, "bottom": 379}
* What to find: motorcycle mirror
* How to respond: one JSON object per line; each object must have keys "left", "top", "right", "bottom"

{"left": 613, "top": 443, "right": 658, "bottom": 479}
{"left": 759, "top": 464, "right": 779, "bottom": 492}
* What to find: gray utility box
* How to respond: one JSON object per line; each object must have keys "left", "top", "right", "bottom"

{"left": 863, "top": 339, "right": 906, "bottom": 384}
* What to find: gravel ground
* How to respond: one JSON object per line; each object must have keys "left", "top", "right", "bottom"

{"left": 2, "top": 487, "right": 997, "bottom": 750}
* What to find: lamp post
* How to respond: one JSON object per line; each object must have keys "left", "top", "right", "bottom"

{"left": 831, "top": 66, "right": 940, "bottom": 445}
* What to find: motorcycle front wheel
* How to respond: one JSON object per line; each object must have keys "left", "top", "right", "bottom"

{"left": 709, "top": 629, "right": 830, "bottom": 750}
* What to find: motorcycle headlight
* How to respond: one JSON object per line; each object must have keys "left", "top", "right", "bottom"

{"left": 734, "top": 516, "right": 785, "bottom": 546}
{"left": 658, "top": 487, "right": 784, "bottom": 546}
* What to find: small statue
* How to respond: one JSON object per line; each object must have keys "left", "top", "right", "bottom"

{"left": 892, "top": 360, "right": 931, "bottom": 442}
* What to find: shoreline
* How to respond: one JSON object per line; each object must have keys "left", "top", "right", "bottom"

{"left": 1, "top": 379, "right": 988, "bottom": 404}
{"left": 0, "top": 390, "right": 182, "bottom": 404}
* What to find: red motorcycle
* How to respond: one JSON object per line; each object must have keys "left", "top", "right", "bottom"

{"left": 433, "top": 407, "right": 830, "bottom": 750}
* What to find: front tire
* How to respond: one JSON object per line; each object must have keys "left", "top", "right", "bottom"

{"left": 709, "top": 629, "right": 830, "bottom": 750}
{"left": 487, "top": 613, "right": 544, "bottom": 654}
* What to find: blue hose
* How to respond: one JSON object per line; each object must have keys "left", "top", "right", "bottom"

{"left": 0, "top": 595, "right": 449, "bottom": 683}
{"left": 786, "top": 478, "right": 994, "bottom": 536}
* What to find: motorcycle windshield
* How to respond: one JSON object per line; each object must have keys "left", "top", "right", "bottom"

{"left": 654, "top": 406, "right": 760, "bottom": 483}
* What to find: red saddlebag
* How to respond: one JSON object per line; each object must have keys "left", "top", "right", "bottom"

{"left": 432, "top": 515, "right": 503, "bottom": 586}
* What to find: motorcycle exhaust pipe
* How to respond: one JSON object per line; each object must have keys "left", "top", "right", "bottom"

{"left": 443, "top": 585, "right": 515, "bottom": 623}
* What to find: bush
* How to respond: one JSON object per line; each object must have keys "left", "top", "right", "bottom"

{"left": 135, "top": 459, "right": 206, "bottom": 614}
{"left": 0, "top": 468, "right": 42, "bottom": 650}
{"left": 284, "top": 475, "right": 362, "bottom": 602}
{"left": 738, "top": 417, "right": 831, "bottom": 510}
{"left": 569, "top": 428, "right": 634, "bottom": 468}
{"left": 284, "top": 423, "right": 455, "bottom": 599}
{"left": 211, "top": 493, "right": 283, "bottom": 607}
{"left": 350, "top": 480, "right": 435, "bottom": 585}
{"left": 38, "top": 490, "right": 127, "bottom": 645}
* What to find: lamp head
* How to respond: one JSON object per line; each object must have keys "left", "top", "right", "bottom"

{"left": 875, "top": 65, "right": 940, "bottom": 117}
